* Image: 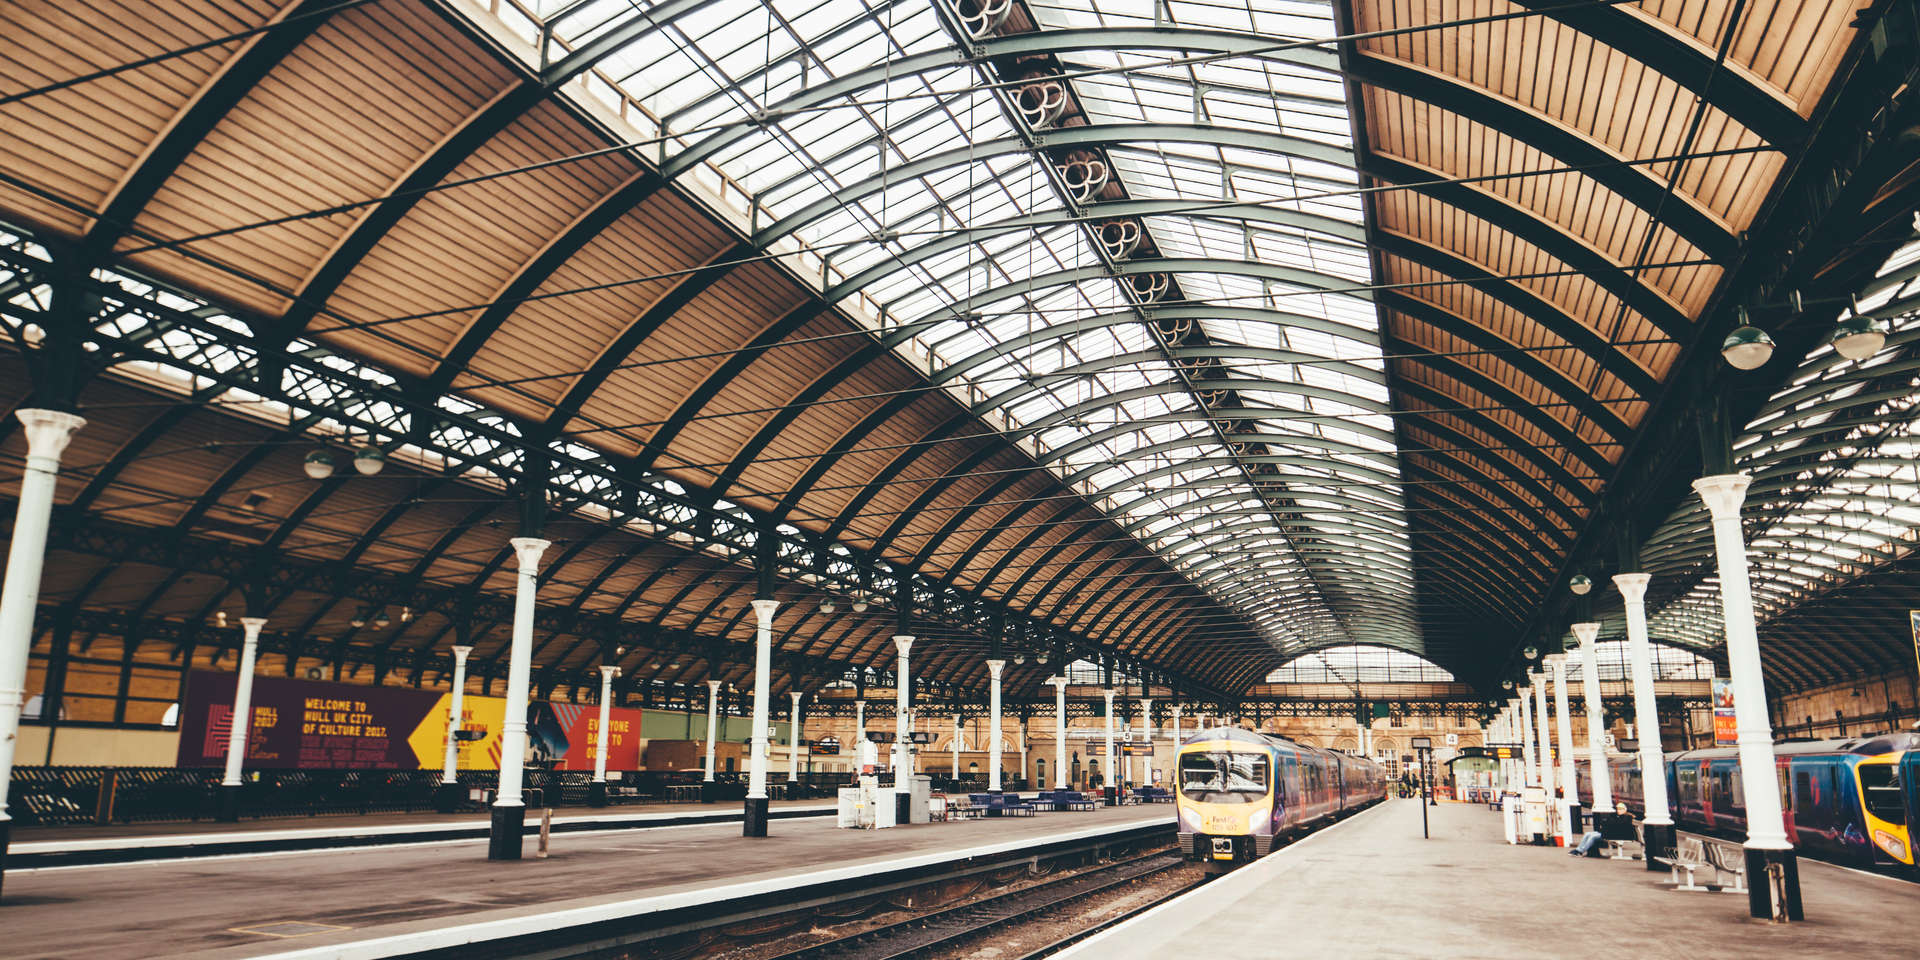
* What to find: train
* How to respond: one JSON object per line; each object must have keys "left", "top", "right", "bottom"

{"left": 1573, "top": 732, "right": 1919, "bottom": 872}
{"left": 1174, "top": 726, "right": 1388, "bottom": 871}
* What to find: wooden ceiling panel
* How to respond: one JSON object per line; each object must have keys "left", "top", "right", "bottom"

{"left": 465, "top": 192, "right": 733, "bottom": 413}
{"left": 661, "top": 309, "right": 854, "bottom": 488}
{"left": 324, "top": 101, "right": 639, "bottom": 380}
{"left": 788, "top": 393, "right": 956, "bottom": 532}
{"left": 840, "top": 441, "right": 975, "bottom": 559}
{"left": 1637, "top": 0, "right": 1863, "bottom": 111}
{"left": 733, "top": 359, "right": 924, "bottom": 515}
{"left": 1354, "top": 0, "right": 1784, "bottom": 230}
{"left": 126, "top": 5, "right": 513, "bottom": 318}
{"left": 0, "top": 1, "right": 283, "bottom": 236}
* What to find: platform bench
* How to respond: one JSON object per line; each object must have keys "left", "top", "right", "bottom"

{"left": 1654, "top": 837, "right": 1716, "bottom": 891}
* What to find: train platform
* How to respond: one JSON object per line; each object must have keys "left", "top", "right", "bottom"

{"left": 9, "top": 798, "right": 836, "bottom": 866}
{"left": 1060, "top": 798, "right": 1920, "bottom": 960}
{"left": 0, "top": 799, "right": 1170, "bottom": 959}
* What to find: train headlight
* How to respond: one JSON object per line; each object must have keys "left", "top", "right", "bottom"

{"left": 1873, "top": 829, "right": 1908, "bottom": 863}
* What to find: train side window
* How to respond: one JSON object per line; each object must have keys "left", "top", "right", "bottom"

{"left": 1794, "top": 771, "right": 1813, "bottom": 812}
{"left": 1860, "top": 765, "right": 1907, "bottom": 825}
{"left": 1777, "top": 767, "right": 1790, "bottom": 812}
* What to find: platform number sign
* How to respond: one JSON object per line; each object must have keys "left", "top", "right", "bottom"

{"left": 1444, "top": 733, "right": 1458, "bottom": 746}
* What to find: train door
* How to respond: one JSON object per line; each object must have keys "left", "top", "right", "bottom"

{"left": 1280, "top": 755, "right": 1299, "bottom": 826}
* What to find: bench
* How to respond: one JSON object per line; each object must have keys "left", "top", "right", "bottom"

{"left": 1590, "top": 813, "right": 1642, "bottom": 861}
{"left": 1653, "top": 833, "right": 1749, "bottom": 893}
{"left": 1036, "top": 789, "right": 1097, "bottom": 811}
{"left": 1697, "top": 835, "right": 1749, "bottom": 893}
{"left": 946, "top": 795, "right": 985, "bottom": 820}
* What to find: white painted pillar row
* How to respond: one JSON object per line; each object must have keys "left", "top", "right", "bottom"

{"left": 788, "top": 690, "right": 804, "bottom": 782}
{"left": 1615, "top": 573, "right": 1669, "bottom": 825}
{"left": 221, "top": 617, "right": 268, "bottom": 789}
{"left": 495, "top": 537, "right": 551, "bottom": 810}
{"left": 892, "top": 636, "right": 914, "bottom": 777}
{"left": 1552, "top": 654, "right": 1578, "bottom": 841}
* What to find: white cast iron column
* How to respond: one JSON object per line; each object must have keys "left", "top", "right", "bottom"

{"left": 1101, "top": 687, "right": 1116, "bottom": 799}
{"left": 1049, "top": 677, "right": 1068, "bottom": 789}
{"left": 216, "top": 617, "right": 267, "bottom": 820}
{"left": 489, "top": 536, "right": 550, "bottom": 860}
{"left": 987, "top": 659, "right": 1005, "bottom": 791}
{"left": 703, "top": 679, "right": 721, "bottom": 782}
{"left": 1519, "top": 684, "right": 1537, "bottom": 786}
{"left": 892, "top": 636, "right": 914, "bottom": 777}
{"left": 1137, "top": 699, "right": 1152, "bottom": 785}
{"left": 0, "top": 409, "right": 84, "bottom": 874}
{"left": 1533, "top": 669, "right": 1554, "bottom": 804}
{"left": 1695, "top": 474, "right": 1799, "bottom": 919}
{"left": 744, "top": 599, "right": 779, "bottom": 836}
{"left": 594, "top": 666, "right": 619, "bottom": 783}
{"left": 442, "top": 645, "right": 474, "bottom": 784}
{"left": 1552, "top": 654, "right": 1578, "bottom": 841}
{"left": 951, "top": 714, "right": 962, "bottom": 779}
{"left": 1573, "top": 622, "right": 1611, "bottom": 810}
{"left": 1614, "top": 573, "right": 1673, "bottom": 868}
{"left": 788, "top": 690, "right": 803, "bottom": 782}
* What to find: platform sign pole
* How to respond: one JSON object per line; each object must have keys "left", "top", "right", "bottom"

{"left": 987, "top": 659, "right": 1005, "bottom": 792}
{"left": 1049, "top": 677, "right": 1068, "bottom": 790}
{"left": 442, "top": 645, "right": 474, "bottom": 785}
{"left": 1695, "top": 475, "right": 1801, "bottom": 921}
{"left": 1102, "top": 687, "right": 1116, "bottom": 804}
{"left": 587, "top": 665, "right": 619, "bottom": 807}
{"left": 1532, "top": 668, "right": 1554, "bottom": 831}
{"left": 1517, "top": 688, "right": 1534, "bottom": 787}
{"left": 490, "top": 537, "right": 550, "bottom": 861}
{"left": 214, "top": 617, "right": 267, "bottom": 822}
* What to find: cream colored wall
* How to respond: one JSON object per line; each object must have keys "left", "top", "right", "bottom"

{"left": 19, "top": 725, "right": 181, "bottom": 767}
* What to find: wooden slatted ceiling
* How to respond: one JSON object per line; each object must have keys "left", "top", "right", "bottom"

{"left": 792, "top": 394, "right": 953, "bottom": 524}
{"left": 324, "top": 101, "right": 638, "bottom": 373}
{"left": 1356, "top": 0, "right": 1782, "bottom": 231}
{"left": 474, "top": 191, "right": 733, "bottom": 417}
{"left": 121, "top": 6, "right": 512, "bottom": 317}
{"left": 1390, "top": 310, "right": 1624, "bottom": 452}
{"left": 742, "top": 361, "right": 927, "bottom": 515}
{"left": 0, "top": 0, "right": 283, "bottom": 236}
{"left": 1636, "top": 0, "right": 1862, "bottom": 111}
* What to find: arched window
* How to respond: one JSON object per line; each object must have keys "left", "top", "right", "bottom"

{"left": 1265, "top": 645, "right": 1455, "bottom": 683}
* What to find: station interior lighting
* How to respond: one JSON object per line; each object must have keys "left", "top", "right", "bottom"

{"left": 1830, "top": 313, "right": 1889, "bottom": 361}
{"left": 1721, "top": 317, "right": 1776, "bottom": 370}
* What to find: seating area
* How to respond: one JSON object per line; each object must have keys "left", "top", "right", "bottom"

{"left": 968, "top": 793, "right": 1037, "bottom": 817}
{"left": 1131, "top": 786, "right": 1175, "bottom": 804}
{"left": 1033, "top": 789, "right": 1099, "bottom": 811}
{"left": 1654, "top": 834, "right": 1749, "bottom": 893}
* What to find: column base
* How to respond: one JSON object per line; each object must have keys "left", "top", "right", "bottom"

{"left": 1103, "top": 785, "right": 1118, "bottom": 807}
{"left": 1642, "top": 822, "right": 1676, "bottom": 871}
{"left": 1745, "top": 847, "right": 1803, "bottom": 921}
{"left": 701, "top": 780, "right": 717, "bottom": 803}
{"left": 588, "top": 781, "right": 608, "bottom": 808}
{"left": 216, "top": 783, "right": 243, "bottom": 822}
{"left": 1566, "top": 802, "right": 1583, "bottom": 836}
{"left": 434, "top": 782, "right": 464, "bottom": 813}
{"left": 743, "top": 796, "right": 770, "bottom": 837}
{"left": 0, "top": 818, "right": 11, "bottom": 901}
{"left": 488, "top": 804, "right": 525, "bottom": 861}
{"left": 895, "top": 788, "right": 912, "bottom": 825}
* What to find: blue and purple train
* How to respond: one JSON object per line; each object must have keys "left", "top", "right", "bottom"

{"left": 1574, "top": 732, "right": 1919, "bottom": 872}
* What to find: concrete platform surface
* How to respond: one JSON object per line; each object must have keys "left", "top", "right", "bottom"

{"left": 1059, "top": 798, "right": 1920, "bottom": 960}
{"left": 13, "top": 798, "right": 833, "bottom": 850}
{"left": 0, "top": 801, "right": 1169, "bottom": 959}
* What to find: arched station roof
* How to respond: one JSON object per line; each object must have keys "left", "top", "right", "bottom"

{"left": 0, "top": 0, "right": 1909, "bottom": 705}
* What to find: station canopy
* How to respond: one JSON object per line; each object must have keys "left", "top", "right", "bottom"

{"left": 0, "top": 0, "right": 1908, "bottom": 705}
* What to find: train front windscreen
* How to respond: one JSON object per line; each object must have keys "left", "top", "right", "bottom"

{"left": 1180, "top": 751, "right": 1269, "bottom": 804}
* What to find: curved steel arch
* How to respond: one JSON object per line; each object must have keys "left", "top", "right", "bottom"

{"left": 928, "top": 306, "right": 1383, "bottom": 391}
{"left": 1057, "top": 429, "right": 1398, "bottom": 485}
{"left": 755, "top": 124, "right": 1356, "bottom": 248}
{"left": 1138, "top": 508, "right": 1416, "bottom": 563}
{"left": 1079, "top": 451, "right": 1399, "bottom": 506}
{"left": 1390, "top": 377, "right": 1594, "bottom": 513}
{"left": 1040, "top": 405, "right": 1398, "bottom": 471}
{"left": 1009, "top": 375, "right": 1390, "bottom": 448}
{"left": 1395, "top": 412, "right": 1583, "bottom": 535}
{"left": 825, "top": 201, "right": 1367, "bottom": 308}
{"left": 977, "top": 344, "right": 1386, "bottom": 422}
{"left": 1379, "top": 291, "right": 1634, "bottom": 441}
{"left": 1374, "top": 232, "right": 1663, "bottom": 396}
{"left": 1121, "top": 485, "right": 1411, "bottom": 544}
{"left": 1398, "top": 348, "right": 1612, "bottom": 476}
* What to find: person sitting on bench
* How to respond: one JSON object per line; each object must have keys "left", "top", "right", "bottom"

{"left": 1569, "top": 803, "right": 1630, "bottom": 858}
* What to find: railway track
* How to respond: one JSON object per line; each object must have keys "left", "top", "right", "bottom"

{"left": 764, "top": 848, "right": 1201, "bottom": 960}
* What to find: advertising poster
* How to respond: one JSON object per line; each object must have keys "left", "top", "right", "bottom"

{"left": 177, "top": 671, "right": 647, "bottom": 771}
{"left": 1711, "top": 677, "right": 1737, "bottom": 745}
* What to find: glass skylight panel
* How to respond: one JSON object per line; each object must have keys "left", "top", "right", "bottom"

{"left": 476, "top": 0, "right": 1423, "bottom": 653}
